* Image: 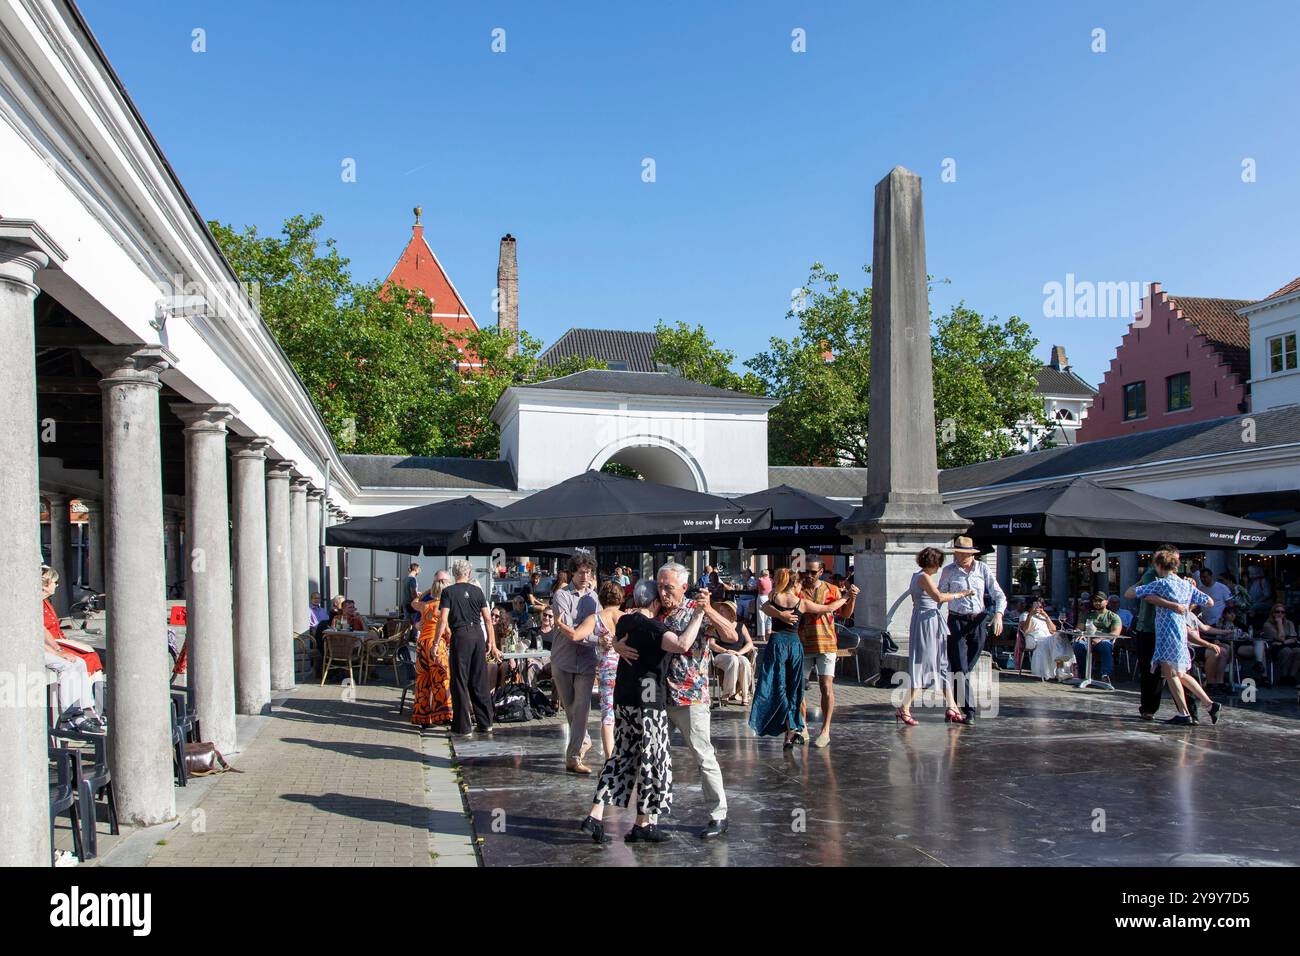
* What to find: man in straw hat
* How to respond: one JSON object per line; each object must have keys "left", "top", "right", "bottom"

{"left": 939, "top": 536, "right": 1006, "bottom": 723}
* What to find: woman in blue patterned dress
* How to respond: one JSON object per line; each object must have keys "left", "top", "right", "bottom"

{"left": 1126, "top": 547, "right": 1224, "bottom": 726}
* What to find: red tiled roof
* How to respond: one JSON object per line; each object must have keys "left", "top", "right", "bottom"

{"left": 1265, "top": 276, "right": 1300, "bottom": 301}
{"left": 1167, "top": 294, "right": 1254, "bottom": 383}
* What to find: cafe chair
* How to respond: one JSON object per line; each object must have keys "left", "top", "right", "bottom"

{"left": 834, "top": 625, "right": 862, "bottom": 682}
{"left": 294, "top": 631, "right": 317, "bottom": 680}
{"left": 49, "top": 747, "right": 93, "bottom": 863}
{"left": 361, "top": 631, "right": 401, "bottom": 685}
{"left": 321, "top": 631, "right": 361, "bottom": 686}
{"left": 395, "top": 644, "right": 418, "bottom": 715}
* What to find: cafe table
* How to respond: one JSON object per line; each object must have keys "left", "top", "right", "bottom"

{"left": 1061, "top": 627, "right": 1127, "bottom": 691}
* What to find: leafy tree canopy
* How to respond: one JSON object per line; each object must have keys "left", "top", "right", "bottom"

{"left": 210, "top": 214, "right": 599, "bottom": 458}
{"left": 745, "top": 264, "right": 1049, "bottom": 469}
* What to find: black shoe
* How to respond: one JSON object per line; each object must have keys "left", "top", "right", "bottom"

{"left": 698, "top": 819, "right": 729, "bottom": 840}
{"left": 1164, "top": 714, "right": 1193, "bottom": 726}
{"left": 580, "top": 815, "right": 612, "bottom": 844}
{"left": 1138, "top": 712, "right": 1155, "bottom": 722}
{"left": 625, "top": 824, "right": 670, "bottom": 844}
{"left": 1209, "top": 702, "right": 1223, "bottom": 725}
{"left": 962, "top": 708, "right": 977, "bottom": 724}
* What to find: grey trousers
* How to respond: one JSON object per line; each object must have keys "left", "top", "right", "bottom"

{"left": 666, "top": 703, "right": 727, "bottom": 821}
{"left": 553, "top": 667, "right": 595, "bottom": 761}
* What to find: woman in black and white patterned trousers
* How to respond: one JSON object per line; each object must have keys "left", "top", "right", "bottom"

{"left": 581, "top": 580, "right": 707, "bottom": 845}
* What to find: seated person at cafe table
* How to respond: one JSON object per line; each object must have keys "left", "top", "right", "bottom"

{"left": 42, "top": 565, "right": 105, "bottom": 735}
{"left": 1073, "top": 592, "right": 1123, "bottom": 683}
{"left": 1186, "top": 606, "right": 1234, "bottom": 689}
{"left": 1262, "top": 604, "right": 1299, "bottom": 684}
{"left": 309, "top": 592, "right": 330, "bottom": 628}
{"left": 1198, "top": 605, "right": 1239, "bottom": 690}
{"left": 1020, "top": 597, "right": 1071, "bottom": 681}
{"left": 519, "top": 571, "right": 546, "bottom": 611}
{"left": 330, "top": 598, "right": 366, "bottom": 632}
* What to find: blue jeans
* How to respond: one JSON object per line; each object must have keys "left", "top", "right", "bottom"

{"left": 1074, "top": 638, "right": 1114, "bottom": 679}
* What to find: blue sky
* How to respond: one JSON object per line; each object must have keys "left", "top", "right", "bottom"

{"left": 81, "top": 0, "right": 1300, "bottom": 385}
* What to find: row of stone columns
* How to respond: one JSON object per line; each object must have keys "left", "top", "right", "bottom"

{"left": 2, "top": 227, "right": 341, "bottom": 863}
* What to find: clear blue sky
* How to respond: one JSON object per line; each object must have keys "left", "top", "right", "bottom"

{"left": 81, "top": 0, "right": 1300, "bottom": 385}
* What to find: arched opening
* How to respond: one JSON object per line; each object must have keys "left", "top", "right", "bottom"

{"left": 588, "top": 436, "right": 705, "bottom": 491}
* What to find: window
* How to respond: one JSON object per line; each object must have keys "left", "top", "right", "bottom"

{"left": 1269, "top": 332, "right": 1298, "bottom": 374}
{"left": 1167, "top": 372, "right": 1191, "bottom": 412}
{"left": 606, "top": 361, "right": 629, "bottom": 371}
{"left": 1123, "top": 381, "right": 1146, "bottom": 420}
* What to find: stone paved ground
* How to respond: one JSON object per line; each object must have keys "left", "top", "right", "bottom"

{"left": 62, "top": 663, "right": 1297, "bottom": 867}
{"left": 457, "top": 667, "right": 1300, "bottom": 867}
{"left": 89, "top": 682, "right": 477, "bottom": 868}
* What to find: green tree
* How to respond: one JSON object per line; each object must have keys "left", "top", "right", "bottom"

{"left": 747, "top": 264, "right": 1048, "bottom": 469}
{"left": 652, "top": 320, "right": 767, "bottom": 395}
{"left": 210, "top": 213, "right": 599, "bottom": 458}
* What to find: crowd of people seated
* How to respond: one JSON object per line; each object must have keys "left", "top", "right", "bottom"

{"left": 1005, "top": 564, "right": 1296, "bottom": 692}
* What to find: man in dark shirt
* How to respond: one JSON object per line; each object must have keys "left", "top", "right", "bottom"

{"left": 439, "top": 560, "right": 499, "bottom": 736}
{"left": 404, "top": 563, "right": 421, "bottom": 634}
{"left": 519, "top": 571, "right": 545, "bottom": 610}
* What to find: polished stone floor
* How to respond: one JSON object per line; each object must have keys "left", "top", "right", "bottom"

{"left": 455, "top": 677, "right": 1300, "bottom": 867}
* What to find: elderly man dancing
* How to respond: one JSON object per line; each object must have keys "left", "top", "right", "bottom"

{"left": 615, "top": 562, "right": 736, "bottom": 839}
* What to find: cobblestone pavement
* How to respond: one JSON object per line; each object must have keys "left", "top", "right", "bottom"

{"left": 92, "top": 682, "right": 477, "bottom": 868}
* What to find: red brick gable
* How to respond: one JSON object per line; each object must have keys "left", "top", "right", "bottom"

{"left": 1077, "top": 282, "right": 1253, "bottom": 443}
{"left": 383, "top": 222, "right": 478, "bottom": 337}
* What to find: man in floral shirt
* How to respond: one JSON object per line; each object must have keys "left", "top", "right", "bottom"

{"left": 616, "top": 561, "right": 736, "bottom": 839}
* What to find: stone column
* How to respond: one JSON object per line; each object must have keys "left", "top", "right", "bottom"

{"left": 45, "top": 492, "right": 72, "bottom": 615}
{"left": 841, "top": 168, "right": 968, "bottom": 640}
{"left": 290, "top": 477, "right": 310, "bottom": 636}
{"left": 0, "top": 225, "right": 63, "bottom": 866}
{"left": 231, "top": 438, "right": 272, "bottom": 715}
{"left": 266, "top": 460, "right": 295, "bottom": 691}
{"left": 1051, "top": 550, "right": 1069, "bottom": 608}
{"left": 1118, "top": 551, "right": 1139, "bottom": 612}
{"left": 306, "top": 488, "right": 324, "bottom": 600}
{"left": 83, "top": 499, "right": 105, "bottom": 592}
{"left": 163, "top": 513, "right": 183, "bottom": 598}
{"left": 173, "top": 403, "right": 238, "bottom": 752}
{"left": 84, "top": 344, "right": 178, "bottom": 827}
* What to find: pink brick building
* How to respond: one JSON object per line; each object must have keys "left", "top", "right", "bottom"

{"left": 1078, "top": 282, "right": 1255, "bottom": 442}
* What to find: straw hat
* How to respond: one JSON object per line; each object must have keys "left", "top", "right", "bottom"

{"left": 952, "top": 536, "right": 981, "bottom": 554}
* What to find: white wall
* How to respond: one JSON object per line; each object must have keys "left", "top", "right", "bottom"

{"left": 1248, "top": 294, "right": 1300, "bottom": 413}
{"left": 499, "top": 389, "right": 773, "bottom": 494}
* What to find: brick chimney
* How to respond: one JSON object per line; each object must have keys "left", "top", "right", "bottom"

{"left": 1049, "top": 345, "right": 1069, "bottom": 370}
{"left": 497, "top": 234, "right": 518, "bottom": 356}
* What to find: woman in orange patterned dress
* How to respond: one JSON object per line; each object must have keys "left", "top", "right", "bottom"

{"left": 411, "top": 580, "right": 453, "bottom": 727}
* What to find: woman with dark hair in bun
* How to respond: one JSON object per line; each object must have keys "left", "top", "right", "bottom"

{"left": 895, "top": 547, "right": 973, "bottom": 726}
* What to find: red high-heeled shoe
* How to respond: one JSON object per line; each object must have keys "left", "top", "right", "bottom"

{"left": 894, "top": 708, "right": 918, "bottom": 727}
{"left": 945, "top": 709, "right": 968, "bottom": 724}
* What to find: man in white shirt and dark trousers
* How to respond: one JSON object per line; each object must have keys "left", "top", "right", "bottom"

{"left": 938, "top": 536, "right": 1007, "bottom": 723}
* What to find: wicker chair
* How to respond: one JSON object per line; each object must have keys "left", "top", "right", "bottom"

{"left": 320, "top": 632, "right": 361, "bottom": 686}
{"left": 361, "top": 631, "right": 401, "bottom": 685}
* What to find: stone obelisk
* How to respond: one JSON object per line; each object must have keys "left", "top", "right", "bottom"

{"left": 841, "top": 167, "right": 969, "bottom": 642}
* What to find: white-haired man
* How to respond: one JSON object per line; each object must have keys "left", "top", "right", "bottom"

{"left": 616, "top": 561, "right": 735, "bottom": 839}
{"left": 439, "top": 559, "right": 499, "bottom": 736}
